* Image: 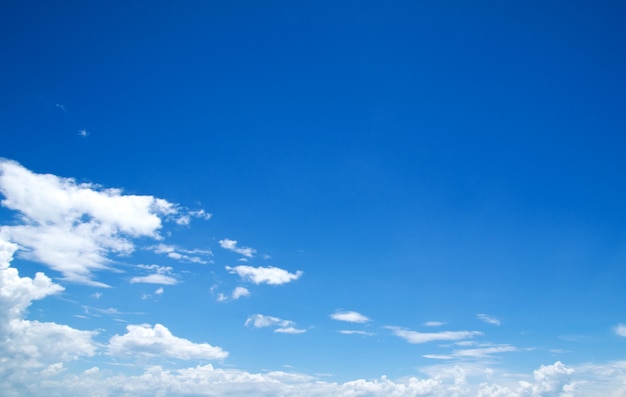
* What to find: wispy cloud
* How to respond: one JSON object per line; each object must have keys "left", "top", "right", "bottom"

{"left": 150, "top": 243, "right": 212, "bottom": 264}
{"left": 424, "top": 321, "right": 446, "bottom": 327}
{"left": 55, "top": 103, "right": 67, "bottom": 112}
{"left": 614, "top": 323, "right": 626, "bottom": 337}
{"left": 226, "top": 265, "right": 302, "bottom": 285}
{"left": 338, "top": 330, "right": 374, "bottom": 336}
{"left": 477, "top": 314, "right": 501, "bottom": 326}
{"left": 78, "top": 129, "right": 89, "bottom": 137}
{"left": 386, "top": 326, "right": 482, "bottom": 344}
{"left": 130, "top": 265, "right": 178, "bottom": 285}
{"left": 219, "top": 238, "right": 256, "bottom": 257}
{"left": 245, "top": 314, "right": 306, "bottom": 334}
{"left": 330, "top": 310, "right": 371, "bottom": 323}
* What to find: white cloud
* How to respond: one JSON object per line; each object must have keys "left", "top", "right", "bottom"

{"left": 108, "top": 323, "right": 228, "bottom": 360}
{"left": 0, "top": 236, "right": 97, "bottom": 371}
{"left": 232, "top": 286, "right": 250, "bottom": 299}
{"left": 425, "top": 344, "right": 519, "bottom": 360}
{"left": 226, "top": 265, "right": 302, "bottom": 285}
{"left": 150, "top": 243, "right": 212, "bottom": 264}
{"left": 0, "top": 358, "right": 622, "bottom": 397}
{"left": 424, "top": 321, "right": 445, "bottom": 327}
{"left": 387, "top": 326, "right": 482, "bottom": 344}
{"left": 330, "top": 310, "right": 370, "bottom": 323}
{"left": 130, "top": 265, "right": 178, "bottom": 285}
{"left": 155, "top": 287, "right": 164, "bottom": 295}
{"left": 0, "top": 160, "right": 181, "bottom": 285}
{"left": 614, "top": 323, "right": 626, "bottom": 337}
{"left": 275, "top": 327, "right": 306, "bottom": 334}
{"left": 339, "top": 330, "right": 374, "bottom": 336}
{"left": 477, "top": 314, "right": 501, "bottom": 326}
{"left": 245, "top": 314, "right": 306, "bottom": 334}
{"left": 78, "top": 129, "right": 89, "bottom": 137}
{"left": 245, "top": 314, "right": 294, "bottom": 329}
{"left": 219, "top": 238, "right": 256, "bottom": 257}
{"left": 174, "top": 209, "right": 212, "bottom": 226}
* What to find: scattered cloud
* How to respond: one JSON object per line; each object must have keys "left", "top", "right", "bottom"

{"left": 330, "top": 310, "right": 371, "bottom": 323}
{"left": 150, "top": 243, "right": 212, "bottom": 264}
{"left": 424, "top": 321, "right": 445, "bottom": 327}
{"left": 386, "top": 326, "right": 482, "bottom": 344}
{"left": 477, "top": 314, "right": 501, "bottom": 326}
{"left": 226, "top": 265, "right": 302, "bottom": 285}
{"left": 55, "top": 103, "right": 67, "bottom": 112}
{"left": 219, "top": 238, "right": 256, "bottom": 257}
{"left": 108, "top": 323, "right": 228, "bottom": 360}
{"left": 245, "top": 314, "right": 294, "bottom": 329}
{"left": 155, "top": 287, "right": 164, "bottom": 295}
{"left": 231, "top": 286, "right": 250, "bottom": 300}
{"left": 245, "top": 314, "right": 305, "bottom": 334}
{"left": 78, "top": 129, "right": 89, "bottom": 137}
{"left": 614, "top": 324, "right": 626, "bottom": 337}
{"left": 174, "top": 209, "right": 212, "bottom": 226}
{"left": 130, "top": 265, "right": 178, "bottom": 285}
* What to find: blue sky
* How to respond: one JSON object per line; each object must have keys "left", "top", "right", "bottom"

{"left": 1, "top": 1, "right": 625, "bottom": 395}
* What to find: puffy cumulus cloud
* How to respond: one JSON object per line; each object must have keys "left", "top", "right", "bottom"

{"left": 108, "top": 323, "right": 228, "bottom": 361}
{"left": 219, "top": 238, "right": 256, "bottom": 257}
{"left": 517, "top": 361, "right": 575, "bottom": 397}
{"left": 387, "top": 326, "right": 482, "bottom": 344}
{"left": 0, "top": 236, "right": 97, "bottom": 373}
{"left": 614, "top": 323, "right": 626, "bottom": 337}
{"left": 2, "top": 358, "right": 625, "bottom": 397}
{"left": 130, "top": 264, "right": 178, "bottom": 285}
{"left": 226, "top": 265, "right": 302, "bottom": 285}
{"left": 231, "top": 286, "right": 250, "bottom": 300}
{"left": 330, "top": 310, "right": 371, "bottom": 323}
{"left": 477, "top": 314, "right": 501, "bottom": 326}
{"left": 0, "top": 159, "right": 204, "bottom": 285}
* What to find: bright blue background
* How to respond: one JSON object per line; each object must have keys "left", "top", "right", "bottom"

{"left": 1, "top": 0, "right": 625, "bottom": 382}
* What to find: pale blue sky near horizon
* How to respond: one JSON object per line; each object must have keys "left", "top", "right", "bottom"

{"left": 1, "top": 1, "right": 625, "bottom": 395}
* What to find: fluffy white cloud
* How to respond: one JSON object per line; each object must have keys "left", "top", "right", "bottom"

{"left": 231, "top": 286, "right": 250, "bottom": 299}
{"left": 477, "top": 314, "right": 501, "bottom": 326}
{"left": 0, "top": 160, "right": 197, "bottom": 285}
{"left": 130, "top": 264, "right": 178, "bottom": 285}
{"left": 226, "top": 265, "right": 302, "bottom": 285}
{"left": 0, "top": 236, "right": 97, "bottom": 372}
{"left": 219, "top": 238, "right": 256, "bottom": 257}
{"left": 614, "top": 323, "right": 626, "bottom": 337}
{"left": 387, "top": 326, "right": 482, "bottom": 344}
{"left": 108, "top": 323, "right": 228, "bottom": 360}
{"left": 1, "top": 360, "right": 605, "bottom": 397}
{"left": 330, "top": 310, "right": 370, "bottom": 323}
